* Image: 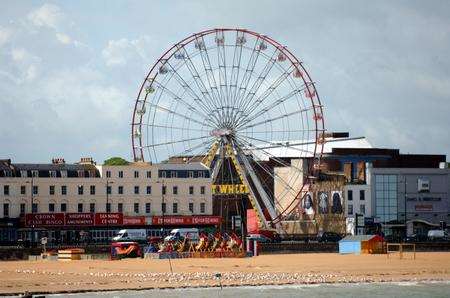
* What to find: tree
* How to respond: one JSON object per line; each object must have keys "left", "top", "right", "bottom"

{"left": 103, "top": 157, "right": 130, "bottom": 166}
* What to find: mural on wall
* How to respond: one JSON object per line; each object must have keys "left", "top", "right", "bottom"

{"left": 301, "top": 192, "right": 315, "bottom": 218}
{"left": 318, "top": 191, "right": 329, "bottom": 214}
{"left": 331, "top": 191, "right": 343, "bottom": 214}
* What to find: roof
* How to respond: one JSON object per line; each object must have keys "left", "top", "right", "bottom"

{"left": 340, "top": 235, "right": 382, "bottom": 242}
{"left": 157, "top": 162, "right": 209, "bottom": 171}
{"left": 253, "top": 136, "right": 373, "bottom": 160}
{"left": 13, "top": 163, "right": 96, "bottom": 171}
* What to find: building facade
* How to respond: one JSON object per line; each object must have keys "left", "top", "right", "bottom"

{"left": 0, "top": 158, "right": 217, "bottom": 244}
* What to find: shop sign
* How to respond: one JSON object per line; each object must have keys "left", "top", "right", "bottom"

{"left": 415, "top": 204, "right": 433, "bottom": 211}
{"left": 94, "top": 213, "right": 123, "bottom": 225}
{"left": 26, "top": 213, "right": 64, "bottom": 226}
{"left": 123, "top": 216, "right": 146, "bottom": 225}
{"left": 65, "top": 213, "right": 94, "bottom": 226}
{"left": 212, "top": 184, "right": 249, "bottom": 195}
{"left": 151, "top": 216, "right": 221, "bottom": 226}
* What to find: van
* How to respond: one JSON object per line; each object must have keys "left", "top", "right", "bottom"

{"left": 164, "top": 228, "right": 199, "bottom": 243}
{"left": 427, "top": 230, "right": 448, "bottom": 241}
{"left": 113, "top": 229, "right": 147, "bottom": 243}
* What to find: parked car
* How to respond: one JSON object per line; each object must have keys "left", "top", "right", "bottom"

{"left": 428, "top": 230, "right": 449, "bottom": 242}
{"left": 405, "top": 234, "right": 428, "bottom": 243}
{"left": 317, "top": 232, "right": 342, "bottom": 243}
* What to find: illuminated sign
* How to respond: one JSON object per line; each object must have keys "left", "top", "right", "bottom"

{"left": 212, "top": 184, "right": 249, "bottom": 195}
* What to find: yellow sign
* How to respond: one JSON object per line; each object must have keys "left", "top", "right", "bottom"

{"left": 212, "top": 184, "right": 249, "bottom": 195}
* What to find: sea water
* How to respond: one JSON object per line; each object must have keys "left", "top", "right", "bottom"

{"left": 44, "top": 282, "right": 450, "bottom": 298}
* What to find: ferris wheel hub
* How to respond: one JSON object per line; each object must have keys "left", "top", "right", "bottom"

{"left": 210, "top": 128, "right": 234, "bottom": 137}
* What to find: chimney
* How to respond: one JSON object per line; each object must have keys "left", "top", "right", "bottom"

{"left": 79, "top": 157, "right": 95, "bottom": 165}
{"left": 52, "top": 158, "right": 66, "bottom": 164}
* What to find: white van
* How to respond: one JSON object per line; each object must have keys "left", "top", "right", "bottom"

{"left": 427, "top": 230, "right": 448, "bottom": 241}
{"left": 164, "top": 228, "right": 200, "bottom": 243}
{"left": 113, "top": 229, "right": 147, "bottom": 242}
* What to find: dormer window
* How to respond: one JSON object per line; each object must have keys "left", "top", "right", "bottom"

{"left": 49, "top": 171, "right": 57, "bottom": 178}
{"left": 198, "top": 171, "right": 204, "bottom": 178}
{"left": 3, "top": 170, "right": 12, "bottom": 177}
{"left": 20, "top": 170, "right": 28, "bottom": 178}
{"left": 78, "top": 170, "right": 85, "bottom": 178}
{"left": 31, "top": 170, "right": 39, "bottom": 178}
{"left": 88, "top": 171, "right": 95, "bottom": 178}
{"left": 60, "top": 170, "right": 67, "bottom": 178}
{"left": 171, "top": 171, "right": 177, "bottom": 178}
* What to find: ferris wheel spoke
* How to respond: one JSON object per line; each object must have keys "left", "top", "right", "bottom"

{"left": 162, "top": 63, "right": 220, "bottom": 123}
{"left": 140, "top": 134, "right": 211, "bottom": 149}
{"left": 180, "top": 47, "right": 222, "bottom": 117}
{"left": 215, "top": 30, "right": 232, "bottom": 127}
{"left": 151, "top": 80, "right": 216, "bottom": 126}
{"left": 238, "top": 105, "right": 314, "bottom": 131}
{"left": 237, "top": 65, "right": 296, "bottom": 126}
{"left": 234, "top": 48, "right": 278, "bottom": 125}
{"left": 229, "top": 35, "right": 262, "bottom": 126}
{"left": 174, "top": 138, "right": 216, "bottom": 162}
{"left": 147, "top": 103, "right": 214, "bottom": 128}
{"left": 236, "top": 133, "right": 316, "bottom": 155}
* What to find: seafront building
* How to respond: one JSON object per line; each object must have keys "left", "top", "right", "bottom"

{"left": 0, "top": 158, "right": 217, "bottom": 244}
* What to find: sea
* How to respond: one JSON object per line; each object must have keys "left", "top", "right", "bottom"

{"left": 43, "top": 282, "right": 450, "bottom": 298}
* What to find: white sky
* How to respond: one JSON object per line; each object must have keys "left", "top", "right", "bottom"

{"left": 0, "top": 0, "right": 449, "bottom": 163}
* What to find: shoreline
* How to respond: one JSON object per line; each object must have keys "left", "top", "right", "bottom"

{"left": 1, "top": 252, "right": 449, "bottom": 296}
{"left": 3, "top": 279, "right": 450, "bottom": 297}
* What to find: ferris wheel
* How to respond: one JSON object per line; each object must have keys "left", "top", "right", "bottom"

{"left": 131, "top": 28, "right": 325, "bottom": 230}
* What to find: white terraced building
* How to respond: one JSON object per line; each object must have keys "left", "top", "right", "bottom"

{"left": 0, "top": 158, "right": 216, "bottom": 244}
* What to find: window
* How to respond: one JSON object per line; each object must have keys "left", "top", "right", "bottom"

{"left": 61, "top": 185, "right": 67, "bottom": 195}
{"left": 106, "top": 170, "right": 111, "bottom": 178}
{"left": 200, "top": 186, "right": 205, "bottom": 195}
{"left": 49, "top": 203, "right": 55, "bottom": 212}
{"left": 161, "top": 171, "right": 166, "bottom": 178}
{"left": 3, "top": 185, "right": 9, "bottom": 195}
{"left": 146, "top": 171, "right": 151, "bottom": 178}
{"left": 32, "top": 170, "right": 39, "bottom": 177}
{"left": 188, "top": 171, "right": 194, "bottom": 178}
{"left": 78, "top": 203, "right": 83, "bottom": 213}
{"left": 90, "top": 203, "right": 95, "bottom": 213}
{"left": 198, "top": 171, "right": 204, "bottom": 178}
{"left": 32, "top": 203, "right": 38, "bottom": 213}
{"left": 375, "top": 175, "right": 398, "bottom": 223}
{"left": 171, "top": 171, "right": 177, "bottom": 178}
{"left": 21, "top": 170, "right": 28, "bottom": 178}
{"left": 107, "top": 185, "right": 112, "bottom": 195}
{"left": 200, "top": 202, "right": 205, "bottom": 213}
{"left": 90, "top": 185, "right": 96, "bottom": 195}
{"left": 189, "top": 202, "right": 194, "bottom": 213}
{"left": 360, "top": 204, "right": 365, "bottom": 215}
{"left": 162, "top": 185, "right": 166, "bottom": 195}
{"left": 77, "top": 170, "right": 85, "bottom": 178}
{"left": 49, "top": 171, "right": 57, "bottom": 178}
{"left": 146, "top": 186, "right": 152, "bottom": 195}
{"left": 162, "top": 202, "right": 166, "bottom": 213}
{"left": 3, "top": 203, "right": 9, "bottom": 217}
{"left": 173, "top": 203, "right": 178, "bottom": 214}
{"left": 106, "top": 203, "right": 111, "bottom": 213}
{"left": 118, "top": 171, "right": 124, "bottom": 178}
{"left": 134, "top": 171, "right": 139, "bottom": 178}
{"left": 118, "top": 186, "right": 124, "bottom": 194}
{"left": 61, "top": 203, "right": 67, "bottom": 212}
{"left": 146, "top": 202, "right": 151, "bottom": 214}
{"left": 173, "top": 186, "right": 178, "bottom": 195}
{"left": 49, "top": 185, "right": 55, "bottom": 195}
{"left": 21, "top": 185, "right": 26, "bottom": 195}
{"left": 134, "top": 186, "right": 140, "bottom": 194}
{"left": 20, "top": 203, "right": 25, "bottom": 215}
{"left": 189, "top": 186, "right": 194, "bottom": 195}
{"left": 117, "top": 203, "right": 123, "bottom": 213}
{"left": 60, "top": 170, "right": 67, "bottom": 178}
{"left": 33, "top": 185, "right": 38, "bottom": 195}
{"left": 134, "top": 203, "right": 139, "bottom": 213}
{"left": 78, "top": 185, "right": 84, "bottom": 195}
{"left": 347, "top": 190, "right": 353, "bottom": 201}
{"left": 348, "top": 204, "right": 353, "bottom": 215}
{"left": 360, "top": 190, "right": 365, "bottom": 201}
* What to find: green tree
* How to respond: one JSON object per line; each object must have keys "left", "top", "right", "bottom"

{"left": 103, "top": 157, "right": 130, "bottom": 166}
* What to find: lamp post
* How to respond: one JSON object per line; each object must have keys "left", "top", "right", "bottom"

{"left": 157, "top": 179, "right": 166, "bottom": 237}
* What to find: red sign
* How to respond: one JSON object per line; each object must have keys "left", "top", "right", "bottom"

{"left": 95, "top": 213, "right": 123, "bottom": 226}
{"left": 415, "top": 204, "right": 433, "bottom": 211}
{"left": 151, "top": 216, "right": 221, "bottom": 226}
{"left": 26, "top": 213, "right": 65, "bottom": 227}
{"left": 123, "top": 216, "right": 146, "bottom": 226}
{"left": 65, "top": 213, "right": 94, "bottom": 226}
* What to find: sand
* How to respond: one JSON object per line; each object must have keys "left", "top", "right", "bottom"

{"left": 1, "top": 252, "right": 449, "bottom": 295}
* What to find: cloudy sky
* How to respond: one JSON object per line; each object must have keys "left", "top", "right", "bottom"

{"left": 1, "top": 0, "right": 449, "bottom": 163}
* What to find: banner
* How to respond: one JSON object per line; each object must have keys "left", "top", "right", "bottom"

{"left": 123, "top": 216, "right": 146, "bottom": 225}
{"left": 94, "top": 213, "right": 123, "bottom": 226}
{"left": 65, "top": 213, "right": 94, "bottom": 226}
{"left": 151, "top": 216, "right": 221, "bottom": 226}
{"left": 26, "top": 213, "right": 64, "bottom": 226}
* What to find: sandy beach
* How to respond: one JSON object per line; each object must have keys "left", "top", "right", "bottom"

{"left": 1, "top": 252, "right": 449, "bottom": 296}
